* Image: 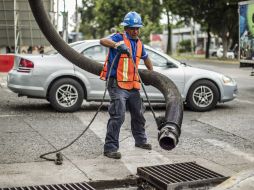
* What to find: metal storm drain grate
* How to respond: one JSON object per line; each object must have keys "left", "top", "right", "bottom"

{"left": 137, "top": 162, "right": 229, "bottom": 190}
{"left": 0, "top": 182, "right": 95, "bottom": 190}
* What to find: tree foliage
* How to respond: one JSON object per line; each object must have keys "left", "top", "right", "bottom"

{"left": 79, "top": 0, "right": 163, "bottom": 43}
{"left": 79, "top": 0, "right": 96, "bottom": 39}
{"left": 166, "top": 0, "right": 240, "bottom": 57}
{"left": 79, "top": 0, "right": 241, "bottom": 58}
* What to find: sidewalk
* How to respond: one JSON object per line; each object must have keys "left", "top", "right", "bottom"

{"left": 211, "top": 169, "right": 254, "bottom": 190}
{"left": 0, "top": 140, "right": 253, "bottom": 189}
{"left": 0, "top": 72, "right": 253, "bottom": 190}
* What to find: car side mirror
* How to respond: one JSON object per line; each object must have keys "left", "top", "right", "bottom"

{"left": 166, "top": 62, "right": 177, "bottom": 68}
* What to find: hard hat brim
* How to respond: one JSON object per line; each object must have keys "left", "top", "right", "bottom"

{"left": 120, "top": 22, "right": 143, "bottom": 27}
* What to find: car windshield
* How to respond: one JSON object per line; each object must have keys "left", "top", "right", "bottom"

{"left": 139, "top": 47, "right": 181, "bottom": 67}
{"left": 155, "top": 50, "right": 182, "bottom": 66}
{"left": 44, "top": 47, "right": 58, "bottom": 55}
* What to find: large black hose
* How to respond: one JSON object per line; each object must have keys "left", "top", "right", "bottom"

{"left": 28, "top": 0, "right": 183, "bottom": 150}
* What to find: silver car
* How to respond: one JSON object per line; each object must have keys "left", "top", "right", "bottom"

{"left": 7, "top": 40, "right": 238, "bottom": 112}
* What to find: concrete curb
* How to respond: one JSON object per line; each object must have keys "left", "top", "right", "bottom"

{"left": 180, "top": 57, "right": 239, "bottom": 65}
{"left": 171, "top": 55, "right": 239, "bottom": 65}
{"left": 211, "top": 169, "right": 254, "bottom": 190}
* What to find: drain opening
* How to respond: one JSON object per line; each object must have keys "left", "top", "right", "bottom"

{"left": 0, "top": 182, "right": 95, "bottom": 190}
{"left": 0, "top": 178, "right": 138, "bottom": 190}
{"left": 137, "top": 162, "right": 229, "bottom": 190}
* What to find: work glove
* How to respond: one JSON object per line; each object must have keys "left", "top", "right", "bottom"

{"left": 115, "top": 42, "right": 130, "bottom": 57}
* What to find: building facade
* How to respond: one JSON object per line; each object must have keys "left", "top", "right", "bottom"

{"left": 0, "top": 0, "right": 56, "bottom": 53}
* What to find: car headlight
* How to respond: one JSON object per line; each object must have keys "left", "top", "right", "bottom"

{"left": 222, "top": 75, "right": 234, "bottom": 84}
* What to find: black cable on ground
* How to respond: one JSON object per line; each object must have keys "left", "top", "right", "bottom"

{"left": 40, "top": 52, "right": 159, "bottom": 164}
{"left": 39, "top": 54, "right": 119, "bottom": 165}
{"left": 29, "top": 0, "right": 183, "bottom": 153}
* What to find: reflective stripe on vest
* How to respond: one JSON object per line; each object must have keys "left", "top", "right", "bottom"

{"left": 123, "top": 58, "right": 129, "bottom": 81}
{"left": 100, "top": 33, "right": 142, "bottom": 90}
{"left": 117, "top": 34, "right": 142, "bottom": 90}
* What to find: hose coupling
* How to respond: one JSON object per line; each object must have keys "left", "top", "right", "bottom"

{"left": 156, "top": 117, "right": 181, "bottom": 150}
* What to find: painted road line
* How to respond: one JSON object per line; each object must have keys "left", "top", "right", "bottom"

{"left": 235, "top": 98, "right": 254, "bottom": 105}
{"left": 0, "top": 115, "right": 24, "bottom": 117}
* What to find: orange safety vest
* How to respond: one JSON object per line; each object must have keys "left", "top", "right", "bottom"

{"left": 100, "top": 34, "right": 142, "bottom": 90}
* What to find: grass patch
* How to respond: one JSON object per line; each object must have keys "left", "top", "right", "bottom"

{"left": 171, "top": 53, "right": 239, "bottom": 64}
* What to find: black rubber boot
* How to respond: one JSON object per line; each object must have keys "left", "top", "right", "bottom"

{"left": 135, "top": 143, "right": 152, "bottom": 150}
{"left": 104, "top": 151, "right": 122, "bottom": 159}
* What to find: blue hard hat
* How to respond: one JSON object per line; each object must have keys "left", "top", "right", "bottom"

{"left": 120, "top": 11, "right": 143, "bottom": 28}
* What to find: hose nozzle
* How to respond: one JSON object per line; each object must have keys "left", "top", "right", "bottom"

{"left": 156, "top": 117, "right": 181, "bottom": 151}
{"left": 158, "top": 126, "right": 178, "bottom": 150}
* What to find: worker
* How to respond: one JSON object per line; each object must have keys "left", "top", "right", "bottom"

{"left": 100, "top": 11, "right": 153, "bottom": 159}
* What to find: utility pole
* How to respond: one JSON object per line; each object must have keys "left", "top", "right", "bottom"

{"left": 74, "top": 0, "right": 79, "bottom": 41}
{"left": 190, "top": 18, "right": 194, "bottom": 55}
{"left": 62, "top": 0, "right": 68, "bottom": 42}
{"left": 56, "top": 0, "right": 59, "bottom": 31}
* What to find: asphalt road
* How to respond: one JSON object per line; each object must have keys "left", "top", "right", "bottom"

{"left": 0, "top": 60, "right": 254, "bottom": 188}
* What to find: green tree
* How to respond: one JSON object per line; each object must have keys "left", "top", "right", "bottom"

{"left": 79, "top": 0, "right": 96, "bottom": 39}
{"left": 179, "top": 39, "right": 192, "bottom": 53}
{"left": 166, "top": 0, "right": 240, "bottom": 58}
{"left": 161, "top": 0, "right": 172, "bottom": 54}
{"left": 79, "top": 0, "right": 163, "bottom": 43}
{"left": 191, "top": 0, "right": 239, "bottom": 58}
{"left": 207, "top": 0, "right": 239, "bottom": 58}
{"left": 161, "top": 0, "right": 185, "bottom": 54}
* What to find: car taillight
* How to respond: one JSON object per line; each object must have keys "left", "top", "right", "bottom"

{"left": 18, "top": 58, "right": 34, "bottom": 72}
{"left": 19, "top": 58, "right": 34, "bottom": 68}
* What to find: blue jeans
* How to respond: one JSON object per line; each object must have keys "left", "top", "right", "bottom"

{"left": 104, "top": 78, "right": 147, "bottom": 152}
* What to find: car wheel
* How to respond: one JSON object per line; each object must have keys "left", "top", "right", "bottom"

{"left": 186, "top": 80, "right": 219, "bottom": 112}
{"left": 49, "top": 78, "right": 84, "bottom": 112}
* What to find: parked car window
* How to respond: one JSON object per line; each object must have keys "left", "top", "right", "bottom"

{"left": 82, "top": 45, "right": 108, "bottom": 62}
{"left": 45, "top": 42, "right": 85, "bottom": 55}
{"left": 140, "top": 49, "right": 176, "bottom": 68}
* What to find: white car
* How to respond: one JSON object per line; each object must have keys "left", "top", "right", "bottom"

{"left": 7, "top": 40, "right": 238, "bottom": 112}
{"left": 216, "top": 46, "right": 235, "bottom": 59}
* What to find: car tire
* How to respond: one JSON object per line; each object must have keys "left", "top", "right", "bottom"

{"left": 49, "top": 78, "right": 84, "bottom": 112}
{"left": 186, "top": 80, "right": 219, "bottom": 112}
